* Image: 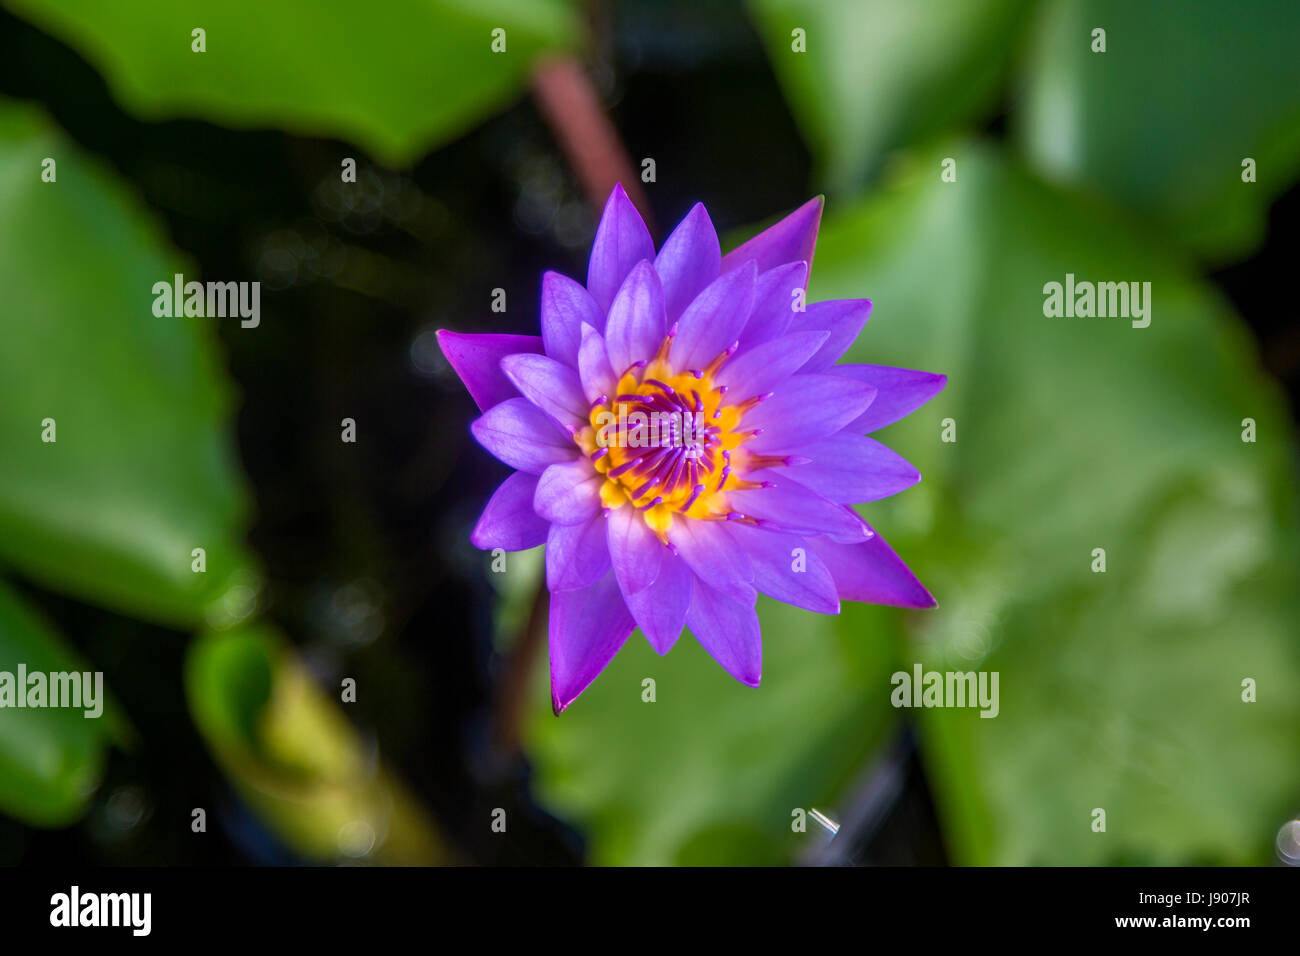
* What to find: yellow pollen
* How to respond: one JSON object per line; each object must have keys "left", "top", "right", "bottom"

{"left": 582, "top": 333, "right": 767, "bottom": 538}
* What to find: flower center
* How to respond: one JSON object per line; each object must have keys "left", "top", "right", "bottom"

{"left": 575, "top": 329, "right": 781, "bottom": 539}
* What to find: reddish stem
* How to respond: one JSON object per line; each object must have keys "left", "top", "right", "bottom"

{"left": 530, "top": 56, "right": 654, "bottom": 231}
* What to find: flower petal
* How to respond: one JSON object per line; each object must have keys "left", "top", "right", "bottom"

{"left": 546, "top": 515, "right": 611, "bottom": 591}
{"left": 829, "top": 364, "right": 949, "bottom": 433}
{"left": 728, "top": 471, "right": 869, "bottom": 540}
{"left": 436, "top": 330, "right": 542, "bottom": 411}
{"left": 716, "top": 330, "right": 829, "bottom": 398}
{"left": 470, "top": 471, "right": 549, "bottom": 551}
{"left": 721, "top": 196, "right": 822, "bottom": 283}
{"left": 577, "top": 322, "right": 616, "bottom": 402}
{"left": 790, "top": 299, "right": 872, "bottom": 372}
{"left": 686, "top": 581, "right": 761, "bottom": 687}
{"left": 541, "top": 271, "right": 603, "bottom": 364}
{"left": 501, "top": 353, "right": 589, "bottom": 427}
{"left": 740, "top": 261, "right": 808, "bottom": 347}
{"left": 667, "top": 518, "right": 755, "bottom": 603}
{"left": 726, "top": 525, "right": 839, "bottom": 614}
{"left": 604, "top": 260, "right": 666, "bottom": 374}
{"left": 783, "top": 434, "right": 920, "bottom": 503}
{"left": 745, "top": 374, "right": 877, "bottom": 451}
{"left": 654, "top": 203, "right": 721, "bottom": 322}
{"left": 607, "top": 505, "right": 664, "bottom": 595}
{"left": 669, "top": 260, "right": 757, "bottom": 372}
{"left": 587, "top": 183, "right": 655, "bottom": 313}
{"left": 534, "top": 458, "right": 603, "bottom": 525}
{"left": 625, "top": 554, "right": 692, "bottom": 654}
{"left": 470, "top": 397, "right": 575, "bottom": 474}
{"left": 549, "top": 570, "right": 635, "bottom": 713}
{"left": 810, "top": 526, "right": 937, "bottom": 609}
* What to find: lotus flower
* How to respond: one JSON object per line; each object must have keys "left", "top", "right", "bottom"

{"left": 439, "top": 185, "right": 945, "bottom": 712}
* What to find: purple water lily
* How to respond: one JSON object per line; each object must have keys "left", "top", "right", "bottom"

{"left": 439, "top": 185, "right": 945, "bottom": 712}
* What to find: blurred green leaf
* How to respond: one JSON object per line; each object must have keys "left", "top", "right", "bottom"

{"left": 1017, "top": 0, "right": 1300, "bottom": 263}
{"left": 747, "top": 0, "right": 1035, "bottom": 195}
{"left": 526, "top": 595, "right": 903, "bottom": 865}
{"left": 0, "top": 99, "right": 256, "bottom": 627}
{"left": 5, "top": 0, "right": 581, "bottom": 165}
{"left": 186, "top": 625, "right": 446, "bottom": 864}
{"left": 810, "top": 142, "right": 1300, "bottom": 863}
{"left": 0, "top": 582, "right": 117, "bottom": 826}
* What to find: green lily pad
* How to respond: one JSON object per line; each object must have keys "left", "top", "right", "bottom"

{"left": 747, "top": 0, "right": 1035, "bottom": 195}
{"left": 813, "top": 142, "right": 1300, "bottom": 864}
{"left": 5, "top": 0, "right": 581, "bottom": 165}
{"left": 0, "top": 99, "right": 256, "bottom": 626}
{"left": 0, "top": 582, "right": 119, "bottom": 826}
{"left": 1017, "top": 0, "right": 1300, "bottom": 262}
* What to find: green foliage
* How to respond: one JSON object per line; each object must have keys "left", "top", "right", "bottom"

{"left": 0, "top": 583, "right": 119, "bottom": 826}
{"left": 751, "top": 0, "right": 1300, "bottom": 263}
{"left": 0, "top": 99, "right": 257, "bottom": 825}
{"left": 0, "top": 99, "right": 256, "bottom": 628}
{"left": 1017, "top": 0, "right": 1300, "bottom": 263}
{"left": 814, "top": 144, "right": 1300, "bottom": 864}
{"left": 5, "top": 0, "right": 582, "bottom": 165}
{"left": 747, "top": 0, "right": 1035, "bottom": 195}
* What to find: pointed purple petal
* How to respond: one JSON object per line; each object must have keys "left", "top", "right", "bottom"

{"left": 470, "top": 397, "right": 575, "bottom": 474}
{"left": 783, "top": 434, "right": 920, "bottom": 503}
{"left": 790, "top": 299, "right": 872, "bottom": 372}
{"left": 740, "top": 262, "right": 808, "bottom": 348}
{"left": 726, "top": 525, "right": 839, "bottom": 614}
{"left": 810, "top": 526, "right": 937, "bottom": 609}
{"left": 501, "top": 353, "right": 589, "bottom": 427}
{"left": 721, "top": 197, "right": 823, "bottom": 283}
{"left": 577, "top": 323, "right": 616, "bottom": 402}
{"left": 669, "top": 260, "right": 757, "bottom": 371}
{"left": 745, "top": 374, "right": 877, "bottom": 451}
{"left": 607, "top": 505, "right": 664, "bottom": 596}
{"left": 437, "top": 330, "right": 542, "bottom": 411}
{"left": 534, "top": 458, "right": 603, "bottom": 525}
{"left": 546, "top": 515, "right": 612, "bottom": 591}
{"left": 470, "top": 471, "right": 549, "bottom": 551}
{"left": 717, "top": 330, "right": 829, "bottom": 397}
{"left": 686, "top": 581, "right": 762, "bottom": 687}
{"left": 654, "top": 203, "right": 722, "bottom": 322}
{"left": 587, "top": 183, "right": 655, "bottom": 313}
{"left": 829, "top": 364, "right": 949, "bottom": 433}
{"left": 625, "top": 554, "right": 692, "bottom": 654}
{"left": 667, "top": 519, "right": 754, "bottom": 604}
{"left": 549, "top": 570, "right": 635, "bottom": 712}
{"left": 604, "top": 260, "right": 666, "bottom": 373}
{"left": 541, "top": 271, "right": 603, "bottom": 364}
{"left": 728, "top": 471, "right": 869, "bottom": 540}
